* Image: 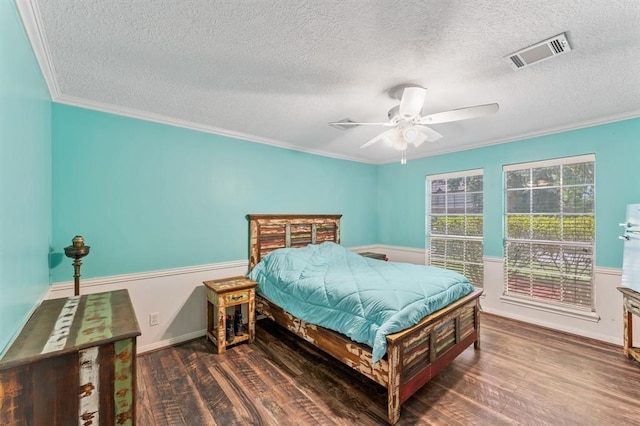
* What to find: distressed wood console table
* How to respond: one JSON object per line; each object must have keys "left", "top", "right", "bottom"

{"left": 0, "top": 289, "right": 141, "bottom": 425}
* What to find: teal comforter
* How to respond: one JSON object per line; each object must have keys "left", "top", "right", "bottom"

{"left": 248, "top": 242, "right": 474, "bottom": 364}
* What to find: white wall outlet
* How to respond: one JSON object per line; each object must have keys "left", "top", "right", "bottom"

{"left": 149, "top": 312, "right": 160, "bottom": 326}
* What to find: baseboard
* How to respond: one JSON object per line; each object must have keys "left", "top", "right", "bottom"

{"left": 483, "top": 307, "right": 621, "bottom": 346}
{"left": 138, "top": 329, "right": 207, "bottom": 354}
{"left": 483, "top": 308, "right": 622, "bottom": 346}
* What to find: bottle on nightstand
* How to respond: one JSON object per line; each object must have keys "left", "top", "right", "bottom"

{"left": 234, "top": 310, "right": 243, "bottom": 336}
{"left": 225, "top": 315, "right": 234, "bottom": 342}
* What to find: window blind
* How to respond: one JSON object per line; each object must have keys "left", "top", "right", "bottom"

{"left": 504, "top": 155, "right": 595, "bottom": 309}
{"left": 427, "top": 170, "right": 484, "bottom": 287}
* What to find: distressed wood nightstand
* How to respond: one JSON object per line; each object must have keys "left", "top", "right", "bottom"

{"left": 203, "top": 276, "right": 258, "bottom": 354}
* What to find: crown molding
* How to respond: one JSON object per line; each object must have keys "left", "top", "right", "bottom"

{"left": 54, "top": 92, "right": 640, "bottom": 167}
{"left": 15, "top": 0, "right": 375, "bottom": 165}
{"left": 55, "top": 93, "right": 376, "bottom": 164}
{"left": 16, "top": 1, "right": 640, "bottom": 167}
{"left": 15, "top": 0, "right": 60, "bottom": 98}
{"left": 395, "top": 110, "right": 640, "bottom": 165}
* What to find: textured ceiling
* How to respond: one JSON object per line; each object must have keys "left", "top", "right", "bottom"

{"left": 19, "top": 0, "right": 640, "bottom": 164}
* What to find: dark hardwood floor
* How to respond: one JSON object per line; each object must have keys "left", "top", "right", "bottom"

{"left": 137, "top": 314, "right": 640, "bottom": 425}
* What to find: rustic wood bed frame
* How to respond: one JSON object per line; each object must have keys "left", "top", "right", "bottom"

{"left": 247, "top": 214, "right": 482, "bottom": 424}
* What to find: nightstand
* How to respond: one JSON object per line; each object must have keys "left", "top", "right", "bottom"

{"left": 360, "top": 251, "right": 388, "bottom": 261}
{"left": 203, "top": 276, "right": 258, "bottom": 354}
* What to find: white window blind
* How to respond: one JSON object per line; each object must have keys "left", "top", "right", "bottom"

{"left": 504, "top": 155, "right": 595, "bottom": 309}
{"left": 427, "top": 170, "right": 484, "bottom": 287}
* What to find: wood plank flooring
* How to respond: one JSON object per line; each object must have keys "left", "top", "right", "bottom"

{"left": 137, "top": 314, "right": 640, "bottom": 425}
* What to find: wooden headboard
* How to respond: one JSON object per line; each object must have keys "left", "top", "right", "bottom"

{"left": 247, "top": 214, "right": 342, "bottom": 270}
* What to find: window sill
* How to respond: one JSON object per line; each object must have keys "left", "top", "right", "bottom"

{"left": 499, "top": 295, "right": 600, "bottom": 322}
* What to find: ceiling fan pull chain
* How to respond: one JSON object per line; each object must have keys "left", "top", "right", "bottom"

{"left": 401, "top": 149, "right": 407, "bottom": 165}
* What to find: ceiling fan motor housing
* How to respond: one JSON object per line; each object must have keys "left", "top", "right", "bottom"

{"left": 387, "top": 105, "right": 401, "bottom": 122}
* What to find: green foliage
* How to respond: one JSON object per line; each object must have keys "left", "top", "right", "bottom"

{"left": 506, "top": 215, "right": 594, "bottom": 242}
{"left": 430, "top": 215, "right": 483, "bottom": 237}
{"left": 432, "top": 214, "right": 593, "bottom": 242}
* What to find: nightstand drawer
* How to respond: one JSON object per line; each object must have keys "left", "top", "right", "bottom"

{"left": 625, "top": 296, "right": 640, "bottom": 316}
{"left": 207, "top": 288, "right": 250, "bottom": 305}
{"left": 225, "top": 290, "right": 249, "bottom": 304}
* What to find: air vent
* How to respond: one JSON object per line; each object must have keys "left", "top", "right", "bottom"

{"left": 329, "top": 118, "right": 357, "bottom": 130}
{"left": 506, "top": 33, "right": 572, "bottom": 70}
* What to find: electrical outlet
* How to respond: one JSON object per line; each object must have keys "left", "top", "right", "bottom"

{"left": 149, "top": 312, "right": 160, "bottom": 326}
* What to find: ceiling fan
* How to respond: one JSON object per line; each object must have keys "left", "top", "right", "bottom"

{"left": 329, "top": 84, "right": 499, "bottom": 164}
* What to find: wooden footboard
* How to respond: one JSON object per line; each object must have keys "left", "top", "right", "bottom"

{"left": 387, "top": 288, "right": 482, "bottom": 422}
{"left": 256, "top": 288, "right": 482, "bottom": 424}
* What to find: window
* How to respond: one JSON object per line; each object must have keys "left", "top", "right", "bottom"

{"left": 427, "top": 170, "right": 484, "bottom": 287}
{"left": 504, "top": 155, "right": 595, "bottom": 309}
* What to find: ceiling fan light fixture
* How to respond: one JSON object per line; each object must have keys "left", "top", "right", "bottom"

{"left": 399, "top": 125, "right": 430, "bottom": 147}
{"left": 391, "top": 130, "right": 407, "bottom": 151}
{"left": 403, "top": 127, "right": 419, "bottom": 142}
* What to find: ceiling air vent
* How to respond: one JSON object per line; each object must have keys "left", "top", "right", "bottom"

{"left": 506, "top": 32, "right": 572, "bottom": 70}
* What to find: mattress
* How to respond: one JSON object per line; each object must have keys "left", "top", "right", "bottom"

{"left": 248, "top": 242, "right": 474, "bottom": 363}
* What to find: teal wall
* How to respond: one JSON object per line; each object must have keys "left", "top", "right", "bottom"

{"left": 4, "top": 0, "right": 638, "bottom": 354}
{"left": 51, "top": 104, "right": 378, "bottom": 282}
{"left": 0, "top": 1, "right": 52, "bottom": 353}
{"left": 378, "top": 118, "right": 640, "bottom": 268}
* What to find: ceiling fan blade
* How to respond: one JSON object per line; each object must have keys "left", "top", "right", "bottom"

{"left": 360, "top": 129, "right": 397, "bottom": 148}
{"left": 420, "top": 103, "right": 499, "bottom": 125}
{"left": 329, "top": 121, "right": 395, "bottom": 127}
{"left": 414, "top": 125, "right": 443, "bottom": 145}
{"left": 399, "top": 87, "right": 427, "bottom": 118}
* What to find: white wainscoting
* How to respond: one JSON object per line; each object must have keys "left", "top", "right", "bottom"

{"left": 48, "top": 245, "right": 632, "bottom": 354}
{"left": 481, "top": 257, "right": 632, "bottom": 346}
{"left": 48, "top": 245, "right": 379, "bottom": 354}
{"left": 48, "top": 261, "right": 249, "bottom": 354}
{"left": 364, "top": 246, "right": 632, "bottom": 347}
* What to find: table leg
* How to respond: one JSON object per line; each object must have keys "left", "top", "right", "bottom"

{"left": 248, "top": 291, "right": 256, "bottom": 343}
{"left": 216, "top": 296, "right": 227, "bottom": 354}
{"left": 624, "top": 307, "right": 632, "bottom": 359}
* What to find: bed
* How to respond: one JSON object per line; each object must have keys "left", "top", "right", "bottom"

{"left": 247, "top": 214, "right": 482, "bottom": 424}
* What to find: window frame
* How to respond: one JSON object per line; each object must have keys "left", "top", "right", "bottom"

{"left": 502, "top": 154, "right": 596, "bottom": 315}
{"left": 426, "top": 169, "right": 484, "bottom": 287}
